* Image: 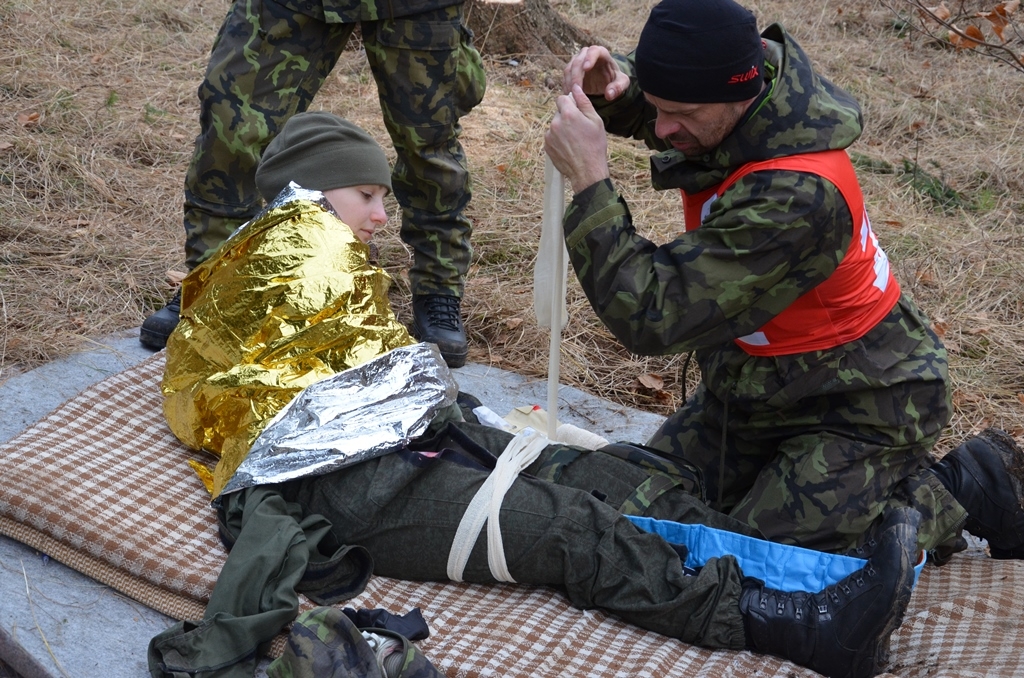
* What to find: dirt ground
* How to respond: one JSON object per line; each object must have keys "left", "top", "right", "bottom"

{"left": 1, "top": 0, "right": 1022, "bottom": 451}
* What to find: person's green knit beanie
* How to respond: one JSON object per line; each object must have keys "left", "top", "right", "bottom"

{"left": 256, "top": 111, "right": 392, "bottom": 202}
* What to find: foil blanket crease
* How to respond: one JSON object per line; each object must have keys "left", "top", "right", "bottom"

{"left": 223, "top": 342, "right": 458, "bottom": 496}
{"left": 161, "top": 184, "right": 417, "bottom": 498}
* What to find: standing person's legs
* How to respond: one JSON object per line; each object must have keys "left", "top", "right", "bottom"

{"left": 142, "top": 0, "right": 353, "bottom": 347}
{"left": 362, "top": 5, "right": 485, "bottom": 367}
{"left": 184, "top": 1, "right": 354, "bottom": 268}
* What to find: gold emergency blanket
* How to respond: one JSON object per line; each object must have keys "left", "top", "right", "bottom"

{"left": 162, "top": 188, "right": 414, "bottom": 497}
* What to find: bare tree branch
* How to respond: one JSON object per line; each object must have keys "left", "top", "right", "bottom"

{"left": 881, "top": 0, "right": 1024, "bottom": 74}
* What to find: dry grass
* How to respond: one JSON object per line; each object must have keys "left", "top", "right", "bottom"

{"left": 2, "top": 0, "right": 1022, "bottom": 450}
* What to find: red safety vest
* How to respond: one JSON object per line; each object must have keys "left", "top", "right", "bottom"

{"left": 681, "top": 149, "right": 900, "bottom": 356}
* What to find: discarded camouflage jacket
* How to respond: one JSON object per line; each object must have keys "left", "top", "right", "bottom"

{"left": 565, "top": 24, "right": 947, "bottom": 409}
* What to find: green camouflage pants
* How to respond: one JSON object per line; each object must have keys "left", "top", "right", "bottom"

{"left": 647, "top": 296, "right": 967, "bottom": 554}
{"left": 183, "top": 0, "right": 485, "bottom": 297}
{"left": 287, "top": 421, "right": 752, "bottom": 650}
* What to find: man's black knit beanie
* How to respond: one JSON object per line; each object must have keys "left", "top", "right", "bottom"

{"left": 635, "top": 0, "right": 763, "bottom": 104}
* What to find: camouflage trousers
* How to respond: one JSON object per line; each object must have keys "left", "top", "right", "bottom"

{"left": 286, "top": 420, "right": 752, "bottom": 650}
{"left": 183, "top": 0, "right": 486, "bottom": 297}
{"left": 647, "top": 296, "right": 967, "bottom": 554}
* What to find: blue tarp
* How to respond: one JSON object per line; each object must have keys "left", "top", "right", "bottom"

{"left": 628, "top": 516, "right": 925, "bottom": 592}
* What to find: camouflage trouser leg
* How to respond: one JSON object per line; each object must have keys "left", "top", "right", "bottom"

{"left": 647, "top": 308, "right": 966, "bottom": 555}
{"left": 183, "top": 0, "right": 355, "bottom": 267}
{"left": 363, "top": 5, "right": 485, "bottom": 297}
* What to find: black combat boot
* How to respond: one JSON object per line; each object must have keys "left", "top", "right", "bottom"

{"left": 139, "top": 288, "right": 182, "bottom": 349}
{"left": 412, "top": 294, "right": 468, "bottom": 368}
{"left": 930, "top": 428, "right": 1024, "bottom": 558}
{"left": 740, "top": 507, "right": 920, "bottom": 678}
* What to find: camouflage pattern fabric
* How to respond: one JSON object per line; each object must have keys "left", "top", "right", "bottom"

{"left": 267, "top": 606, "right": 443, "bottom": 678}
{"left": 183, "top": 0, "right": 485, "bottom": 297}
{"left": 561, "top": 25, "right": 965, "bottom": 554}
{"left": 646, "top": 298, "right": 964, "bottom": 554}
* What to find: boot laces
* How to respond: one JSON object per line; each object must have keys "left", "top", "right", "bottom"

{"left": 423, "top": 295, "right": 461, "bottom": 331}
{"left": 167, "top": 288, "right": 182, "bottom": 313}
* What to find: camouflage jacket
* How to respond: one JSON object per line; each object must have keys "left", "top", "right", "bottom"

{"left": 564, "top": 25, "right": 942, "bottom": 405}
{"left": 276, "top": 0, "right": 462, "bottom": 23}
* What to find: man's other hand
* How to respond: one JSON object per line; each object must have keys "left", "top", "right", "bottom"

{"left": 563, "top": 46, "right": 630, "bottom": 101}
{"left": 544, "top": 85, "right": 610, "bottom": 193}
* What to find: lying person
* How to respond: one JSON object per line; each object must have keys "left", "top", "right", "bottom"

{"left": 155, "top": 111, "right": 927, "bottom": 678}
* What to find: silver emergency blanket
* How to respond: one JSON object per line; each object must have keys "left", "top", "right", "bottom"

{"left": 221, "top": 342, "right": 458, "bottom": 495}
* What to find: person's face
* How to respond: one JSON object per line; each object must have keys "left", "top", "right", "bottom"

{"left": 645, "top": 92, "right": 757, "bottom": 157}
{"left": 323, "top": 184, "right": 389, "bottom": 243}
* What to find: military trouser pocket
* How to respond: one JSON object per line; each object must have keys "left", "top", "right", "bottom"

{"left": 526, "top": 442, "right": 705, "bottom": 516}
{"left": 762, "top": 358, "right": 842, "bottom": 410}
{"left": 365, "top": 6, "right": 485, "bottom": 142}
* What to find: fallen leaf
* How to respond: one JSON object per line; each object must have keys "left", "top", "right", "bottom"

{"left": 924, "top": 2, "right": 951, "bottom": 22}
{"left": 881, "top": 219, "right": 904, "bottom": 228}
{"left": 653, "top": 389, "right": 674, "bottom": 405}
{"left": 16, "top": 111, "right": 40, "bottom": 127}
{"left": 978, "top": 9, "right": 1010, "bottom": 41}
{"left": 1003, "top": 0, "right": 1020, "bottom": 14}
{"left": 504, "top": 317, "right": 523, "bottom": 330}
{"left": 963, "top": 23, "right": 985, "bottom": 47}
{"left": 166, "top": 270, "right": 187, "bottom": 284}
{"left": 0, "top": 141, "right": 13, "bottom": 152}
{"left": 90, "top": 53, "right": 104, "bottom": 64}
{"left": 62, "top": 218, "right": 91, "bottom": 227}
{"left": 637, "top": 373, "right": 665, "bottom": 390}
{"left": 496, "top": 164, "right": 508, "bottom": 173}
{"left": 518, "top": 78, "right": 532, "bottom": 87}
{"left": 931, "top": 319, "right": 949, "bottom": 337}
{"left": 917, "top": 270, "right": 936, "bottom": 285}
{"left": 1017, "top": 393, "right": 1024, "bottom": 406}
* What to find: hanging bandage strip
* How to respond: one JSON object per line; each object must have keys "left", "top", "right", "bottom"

{"left": 533, "top": 155, "right": 568, "bottom": 438}
{"left": 446, "top": 428, "right": 550, "bottom": 583}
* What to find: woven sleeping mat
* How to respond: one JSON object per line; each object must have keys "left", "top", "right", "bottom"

{"left": 1, "top": 352, "right": 1023, "bottom": 677}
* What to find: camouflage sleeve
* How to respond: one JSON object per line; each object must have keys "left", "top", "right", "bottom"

{"left": 563, "top": 171, "right": 854, "bottom": 355}
{"left": 588, "top": 52, "right": 671, "bottom": 152}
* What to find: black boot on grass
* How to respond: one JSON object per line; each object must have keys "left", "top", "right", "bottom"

{"left": 740, "top": 507, "right": 920, "bottom": 678}
{"left": 139, "top": 288, "right": 181, "bottom": 350}
{"left": 412, "top": 294, "right": 468, "bottom": 369}
{"left": 930, "top": 428, "right": 1024, "bottom": 559}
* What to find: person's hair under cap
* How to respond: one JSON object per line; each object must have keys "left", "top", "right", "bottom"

{"left": 256, "top": 111, "right": 392, "bottom": 202}
{"left": 635, "top": 0, "right": 763, "bottom": 104}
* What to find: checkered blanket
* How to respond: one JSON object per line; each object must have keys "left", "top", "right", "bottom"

{"left": 1, "top": 353, "right": 1022, "bottom": 677}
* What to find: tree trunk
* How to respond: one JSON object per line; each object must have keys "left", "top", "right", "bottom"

{"left": 465, "top": 0, "right": 603, "bottom": 70}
